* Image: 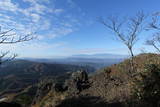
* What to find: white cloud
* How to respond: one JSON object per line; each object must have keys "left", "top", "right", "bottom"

{"left": 0, "top": 0, "right": 87, "bottom": 57}
{"left": 54, "top": 9, "right": 64, "bottom": 14}
{"left": 0, "top": 0, "right": 18, "bottom": 12}
{"left": 59, "top": 28, "right": 73, "bottom": 35}
{"left": 0, "top": 41, "right": 66, "bottom": 58}
{"left": 30, "top": 13, "right": 41, "bottom": 22}
{"left": 27, "top": 3, "right": 47, "bottom": 14}
{"left": 0, "top": 0, "right": 79, "bottom": 40}
{"left": 39, "top": 19, "right": 51, "bottom": 30}
{"left": 23, "top": 0, "right": 50, "bottom": 4}
{"left": 23, "top": 0, "right": 37, "bottom": 4}
{"left": 22, "top": 0, "right": 56, "bottom": 15}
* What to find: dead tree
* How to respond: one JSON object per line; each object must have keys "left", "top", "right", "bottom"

{"left": 0, "top": 27, "right": 34, "bottom": 64}
{"left": 99, "top": 12, "right": 146, "bottom": 72}
{"left": 146, "top": 13, "right": 160, "bottom": 53}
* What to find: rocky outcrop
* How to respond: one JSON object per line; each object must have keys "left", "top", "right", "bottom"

{"left": 31, "top": 70, "right": 91, "bottom": 107}
{"left": 66, "top": 70, "right": 90, "bottom": 95}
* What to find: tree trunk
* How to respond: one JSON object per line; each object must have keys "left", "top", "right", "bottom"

{"left": 129, "top": 48, "right": 135, "bottom": 74}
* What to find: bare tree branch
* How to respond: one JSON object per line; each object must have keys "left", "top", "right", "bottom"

{"left": 146, "top": 12, "right": 160, "bottom": 52}
{"left": 149, "top": 15, "right": 160, "bottom": 30}
{"left": 0, "top": 52, "right": 18, "bottom": 64}
{"left": 146, "top": 33, "right": 160, "bottom": 52}
{"left": 0, "top": 27, "right": 35, "bottom": 65}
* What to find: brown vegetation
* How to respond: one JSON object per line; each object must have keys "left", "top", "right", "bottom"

{"left": 30, "top": 53, "right": 160, "bottom": 107}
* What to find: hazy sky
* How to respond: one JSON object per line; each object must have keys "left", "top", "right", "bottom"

{"left": 0, "top": 0, "right": 159, "bottom": 58}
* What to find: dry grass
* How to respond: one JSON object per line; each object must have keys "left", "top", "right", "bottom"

{"left": 32, "top": 53, "right": 160, "bottom": 107}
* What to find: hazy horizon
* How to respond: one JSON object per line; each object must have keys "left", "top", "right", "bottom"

{"left": 15, "top": 53, "right": 128, "bottom": 59}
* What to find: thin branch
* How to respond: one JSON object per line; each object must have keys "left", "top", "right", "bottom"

{"left": 0, "top": 27, "right": 35, "bottom": 64}
{"left": 149, "top": 14, "right": 160, "bottom": 30}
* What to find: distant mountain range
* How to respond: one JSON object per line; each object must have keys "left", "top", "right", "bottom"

{"left": 23, "top": 53, "right": 128, "bottom": 70}
{"left": 71, "top": 53, "right": 128, "bottom": 59}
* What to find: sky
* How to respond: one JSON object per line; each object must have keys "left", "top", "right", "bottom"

{"left": 0, "top": 0, "right": 160, "bottom": 58}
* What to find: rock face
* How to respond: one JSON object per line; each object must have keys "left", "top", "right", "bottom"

{"left": 67, "top": 70, "right": 90, "bottom": 95}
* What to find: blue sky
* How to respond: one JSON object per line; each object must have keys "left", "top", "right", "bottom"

{"left": 0, "top": 0, "right": 159, "bottom": 58}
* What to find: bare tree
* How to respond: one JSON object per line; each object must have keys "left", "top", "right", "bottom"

{"left": 0, "top": 27, "right": 34, "bottom": 64}
{"left": 146, "top": 33, "right": 160, "bottom": 53}
{"left": 99, "top": 12, "right": 146, "bottom": 72}
{"left": 146, "top": 13, "right": 160, "bottom": 53}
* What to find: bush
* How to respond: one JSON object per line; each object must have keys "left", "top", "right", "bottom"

{"left": 134, "top": 64, "right": 160, "bottom": 106}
